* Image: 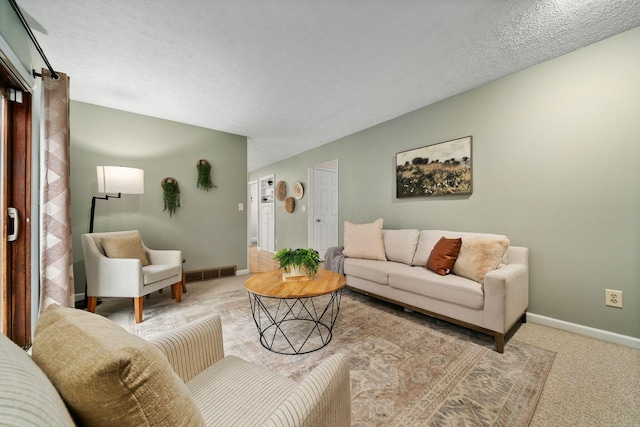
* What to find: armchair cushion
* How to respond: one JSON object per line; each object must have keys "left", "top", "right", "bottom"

{"left": 143, "top": 264, "right": 182, "bottom": 284}
{"left": 32, "top": 305, "right": 205, "bottom": 427}
{"left": 101, "top": 234, "right": 149, "bottom": 266}
{"left": 186, "top": 355, "right": 297, "bottom": 425}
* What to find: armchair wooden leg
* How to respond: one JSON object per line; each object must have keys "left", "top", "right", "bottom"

{"left": 134, "top": 297, "right": 144, "bottom": 323}
{"left": 87, "top": 297, "right": 98, "bottom": 313}
{"left": 172, "top": 282, "right": 182, "bottom": 303}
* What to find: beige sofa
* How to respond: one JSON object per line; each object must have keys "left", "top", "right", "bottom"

{"left": 0, "top": 305, "right": 351, "bottom": 426}
{"left": 327, "top": 228, "right": 528, "bottom": 352}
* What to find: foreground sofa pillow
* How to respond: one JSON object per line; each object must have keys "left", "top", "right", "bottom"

{"left": 0, "top": 333, "right": 75, "bottom": 426}
{"left": 343, "top": 218, "right": 387, "bottom": 261}
{"left": 452, "top": 236, "right": 509, "bottom": 283}
{"left": 426, "top": 237, "right": 462, "bottom": 275}
{"left": 32, "top": 305, "right": 205, "bottom": 427}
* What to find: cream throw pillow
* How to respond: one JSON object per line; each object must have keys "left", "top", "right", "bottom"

{"left": 343, "top": 218, "right": 387, "bottom": 261}
{"left": 32, "top": 305, "right": 205, "bottom": 427}
{"left": 382, "top": 229, "right": 420, "bottom": 265}
{"left": 101, "top": 234, "right": 149, "bottom": 266}
{"left": 452, "top": 236, "right": 509, "bottom": 283}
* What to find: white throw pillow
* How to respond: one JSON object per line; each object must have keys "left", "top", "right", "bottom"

{"left": 382, "top": 229, "right": 420, "bottom": 265}
{"left": 452, "top": 236, "right": 509, "bottom": 283}
{"left": 343, "top": 218, "right": 387, "bottom": 261}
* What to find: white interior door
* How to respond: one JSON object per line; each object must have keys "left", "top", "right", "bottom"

{"left": 248, "top": 181, "right": 258, "bottom": 244}
{"left": 313, "top": 167, "right": 338, "bottom": 259}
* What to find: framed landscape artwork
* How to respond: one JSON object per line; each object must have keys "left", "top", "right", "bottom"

{"left": 396, "top": 136, "right": 472, "bottom": 198}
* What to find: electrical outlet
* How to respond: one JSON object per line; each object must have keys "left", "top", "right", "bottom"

{"left": 605, "top": 289, "right": 623, "bottom": 308}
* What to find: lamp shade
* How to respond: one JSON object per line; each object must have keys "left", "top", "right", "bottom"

{"left": 97, "top": 166, "right": 144, "bottom": 194}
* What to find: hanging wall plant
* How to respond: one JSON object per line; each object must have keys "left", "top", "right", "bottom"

{"left": 161, "top": 177, "right": 180, "bottom": 217}
{"left": 196, "top": 159, "right": 216, "bottom": 191}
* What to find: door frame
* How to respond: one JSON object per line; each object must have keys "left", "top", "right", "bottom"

{"left": 0, "top": 59, "right": 33, "bottom": 346}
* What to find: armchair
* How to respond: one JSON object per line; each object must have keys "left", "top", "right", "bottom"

{"left": 81, "top": 230, "right": 183, "bottom": 323}
{"left": 151, "top": 313, "right": 352, "bottom": 426}
{"left": 3, "top": 305, "right": 352, "bottom": 426}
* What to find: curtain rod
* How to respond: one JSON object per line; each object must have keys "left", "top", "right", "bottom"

{"left": 8, "top": 0, "right": 59, "bottom": 80}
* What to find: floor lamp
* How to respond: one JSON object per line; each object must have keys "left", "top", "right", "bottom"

{"left": 82, "top": 166, "right": 144, "bottom": 308}
{"left": 89, "top": 166, "right": 145, "bottom": 233}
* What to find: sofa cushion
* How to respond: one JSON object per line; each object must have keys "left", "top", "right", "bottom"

{"left": 426, "top": 237, "right": 462, "bottom": 275}
{"left": 382, "top": 229, "right": 420, "bottom": 264}
{"left": 453, "top": 236, "right": 510, "bottom": 283}
{"left": 412, "top": 230, "right": 509, "bottom": 266}
{"left": 0, "top": 333, "right": 75, "bottom": 427}
{"left": 101, "top": 234, "right": 149, "bottom": 266}
{"left": 344, "top": 258, "right": 408, "bottom": 285}
{"left": 187, "top": 355, "right": 297, "bottom": 425}
{"left": 343, "top": 218, "right": 387, "bottom": 261}
{"left": 32, "top": 304, "right": 205, "bottom": 427}
{"left": 388, "top": 267, "right": 484, "bottom": 310}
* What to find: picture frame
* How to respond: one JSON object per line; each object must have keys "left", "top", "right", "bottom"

{"left": 396, "top": 136, "right": 472, "bottom": 198}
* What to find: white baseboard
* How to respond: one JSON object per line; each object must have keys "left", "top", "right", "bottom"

{"left": 527, "top": 312, "right": 640, "bottom": 350}
{"left": 235, "top": 269, "right": 250, "bottom": 276}
{"left": 74, "top": 293, "right": 84, "bottom": 302}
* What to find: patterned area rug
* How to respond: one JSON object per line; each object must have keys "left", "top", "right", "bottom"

{"left": 97, "top": 282, "right": 554, "bottom": 426}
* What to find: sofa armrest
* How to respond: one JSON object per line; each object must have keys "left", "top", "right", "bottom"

{"left": 263, "top": 354, "right": 351, "bottom": 427}
{"left": 483, "top": 263, "right": 529, "bottom": 334}
{"left": 150, "top": 314, "right": 225, "bottom": 383}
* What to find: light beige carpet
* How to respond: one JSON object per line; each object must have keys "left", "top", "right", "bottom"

{"left": 97, "top": 280, "right": 555, "bottom": 426}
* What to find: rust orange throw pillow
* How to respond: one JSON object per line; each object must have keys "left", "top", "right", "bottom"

{"left": 426, "top": 237, "right": 462, "bottom": 275}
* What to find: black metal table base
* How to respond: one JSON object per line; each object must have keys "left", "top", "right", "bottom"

{"left": 247, "top": 290, "right": 342, "bottom": 355}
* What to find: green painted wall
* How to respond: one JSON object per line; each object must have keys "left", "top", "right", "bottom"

{"left": 71, "top": 102, "right": 248, "bottom": 292}
{"left": 251, "top": 27, "right": 640, "bottom": 338}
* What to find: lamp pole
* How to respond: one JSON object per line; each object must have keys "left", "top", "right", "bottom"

{"left": 89, "top": 193, "right": 121, "bottom": 233}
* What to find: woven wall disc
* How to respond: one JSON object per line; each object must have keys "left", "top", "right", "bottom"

{"left": 293, "top": 182, "right": 304, "bottom": 199}
{"left": 284, "top": 197, "right": 295, "bottom": 213}
{"left": 276, "top": 181, "right": 287, "bottom": 201}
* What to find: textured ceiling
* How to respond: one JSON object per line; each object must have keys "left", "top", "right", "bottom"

{"left": 15, "top": 0, "right": 640, "bottom": 171}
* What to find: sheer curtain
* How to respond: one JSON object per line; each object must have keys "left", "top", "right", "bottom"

{"left": 39, "top": 69, "right": 74, "bottom": 312}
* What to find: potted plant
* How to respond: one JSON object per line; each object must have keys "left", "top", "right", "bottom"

{"left": 196, "top": 159, "right": 216, "bottom": 191}
{"left": 162, "top": 177, "right": 180, "bottom": 217}
{"left": 273, "top": 248, "right": 320, "bottom": 277}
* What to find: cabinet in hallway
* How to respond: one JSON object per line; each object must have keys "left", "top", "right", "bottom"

{"left": 258, "top": 175, "right": 275, "bottom": 253}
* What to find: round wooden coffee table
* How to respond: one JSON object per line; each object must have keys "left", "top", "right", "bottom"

{"left": 245, "top": 269, "right": 346, "bottom": 355}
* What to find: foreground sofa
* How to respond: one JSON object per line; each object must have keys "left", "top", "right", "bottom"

{"left": 326, "top": 222, "right": 528, "bottom": 353}
{"left": 0, "top": 305, "right": 351, "bottom": 426}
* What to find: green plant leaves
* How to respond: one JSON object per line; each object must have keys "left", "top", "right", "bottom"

{"left": 273, "top": 248, "right": 320, "bottom": 275}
